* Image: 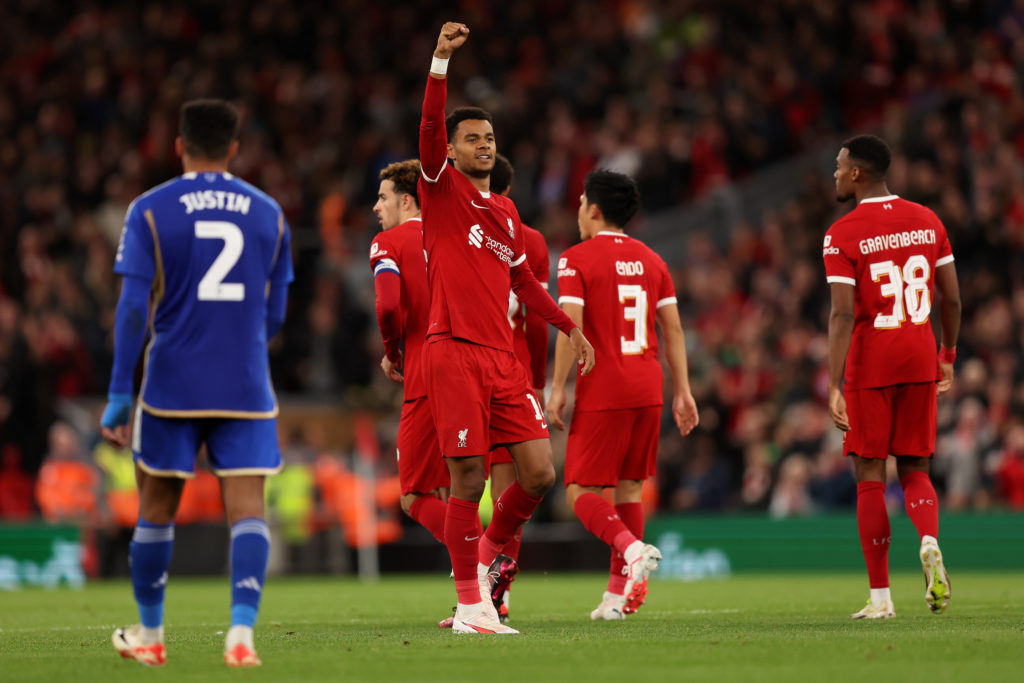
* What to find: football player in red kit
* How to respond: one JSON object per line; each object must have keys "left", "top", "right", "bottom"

{"left": 549, "top": 170, "right": 698, "bottom": 620}
{"left": 824, "top": 134, "right": 961, "bottom": 619}
{"left": 419, "top": 22, "right": 594, "bottom": 634}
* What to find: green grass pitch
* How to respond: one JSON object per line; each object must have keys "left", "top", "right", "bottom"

{"left": 1, "top": 571, "right": 1022, "bottom": 683}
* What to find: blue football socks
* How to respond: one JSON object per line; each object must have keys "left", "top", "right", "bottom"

{"left": 229, "top": 517, "right": 270, "bottom": 628}
{"left": 130, "top": 519, "right": 174, "bottom": 629}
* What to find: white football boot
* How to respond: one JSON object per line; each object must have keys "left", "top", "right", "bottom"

{"left": 451, "top": 602, "right": 519, "bottom": 634}
{"left": 590, "top": 591, "right": 627, "bottom": 620}
{"left": 850, "top": 600, "right": 895, "bottom": 619}
{"left": 920, "top": 537, "right": 951, "bottom": 613}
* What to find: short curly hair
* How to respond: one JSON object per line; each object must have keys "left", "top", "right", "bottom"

{"left": 379, "top": 159, "right": 421, "bottom": 207}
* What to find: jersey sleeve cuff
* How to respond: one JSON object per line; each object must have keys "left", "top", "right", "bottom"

{"left": 558, "top": 296, "right": 585, "bottom": 306}
{"left": 511, "top": 253, "right": 528, "bottom": 267}
{"left": 936, "top": 254, "right": 955, "bottom": 267}
{"left": 826, "top": 275, "right": 856, "bottom": 286}
{"left": 656, "top": 296, "right": 678, "bottom": 308}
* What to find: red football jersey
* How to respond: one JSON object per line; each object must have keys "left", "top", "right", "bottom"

{"left": 557, "top": 231, "right": 677, "bottom": 410}
{"left": 507, "top": 224, "right": 550, "bottom": 389}
{"left": 419, "top": 77, "right": 529, "bottom": 353}
{"left": 369, "top": 218, "right": 430, "bottom": 400}
{"left": 823, "top": 195, "right": 954, "bottom": 390}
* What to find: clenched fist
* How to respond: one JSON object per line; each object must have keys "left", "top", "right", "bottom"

{"left": 435, "top": 22, "right": 469, "bottom": 58}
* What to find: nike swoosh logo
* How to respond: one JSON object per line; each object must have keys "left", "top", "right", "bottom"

{"left": 471, "top": 200, "right": 490, "bottom": 209}
{"left": 464, "top": 535, "right": 479, "bottom": 542}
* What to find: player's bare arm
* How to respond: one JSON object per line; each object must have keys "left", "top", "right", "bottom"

{"left": 656, "top": 304, "right": 699, "bottom": 436}
{"left": 547, "top": 302, "right": 585, "bottom": 430}
{"left": 934, "top": 261, "right": 962, "bottom": 395}
{"left": 434, "top": 22, "right": 469, "bottom": 62}
{"left": 827, "top": 282, "right": 855, "bottom": 431}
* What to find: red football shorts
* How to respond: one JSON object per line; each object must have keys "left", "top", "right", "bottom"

{"left": 427, "top": 337, "right": 549, "bottom": 457}
{"left": 486, "top": 388, "right": 543, "bottom": 476}
{"left": 564, "top": 406, "right": 661, "bottom": 487}
{"left": 843, "top": 382, "right": 937, "bottom": 459}
{"left": 396, "top": 396, "right": 449, "bottom": 495}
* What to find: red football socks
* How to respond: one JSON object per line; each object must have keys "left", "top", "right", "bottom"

{"left": 608, "top": 502, "right": 644, "bottom": 593}
{"left": 445, "top": 496, "right": 484, "bottom": 605}
{"left": 409, "top": 495, "right": 447, "bottom": 545}
{"left": 856, "top": 481, "right": 891, "bottom": 589}
{"left": 501, "top": 528, "right": 522, "bottom": 562}
{"left": 480, "top": 481, "right": 540, "bottom": 566}
{"left": 574, "top": 493, "right": 635, "bottom": 555}
{"left": 900, "top": 470, "right": 939, "bottom": 540}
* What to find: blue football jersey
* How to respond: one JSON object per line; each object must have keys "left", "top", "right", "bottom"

{"left": 115, "top": 171, "right": 294, "bottom": 417}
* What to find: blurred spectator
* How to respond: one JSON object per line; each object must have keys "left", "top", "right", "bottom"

{"left": 0, "top": 444, "right": 35, "bottom": 519}
{"left": 769, "top": 454, "right": 815, "bottom": 519}
{"left": 808, "top": 431, "right": 857, "bottom": 511}
{"left": 175, "top": 451, "right": 225, "bottom": 525}
{"left": 266, "top": 427, "right": 317, "bottom": 567}
{"left": 988, "top": 418, "right": 1024, "bottom": 510}
{"left": 92, "top": 439, "right": 138, "bottom": 528}
{"left": 34, "top": 422, "right": 99, "bottom": 524}
{"left": 935, "top": 398, "right": 996, "bottom": 510}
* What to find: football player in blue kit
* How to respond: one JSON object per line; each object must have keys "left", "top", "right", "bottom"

{"left": 100, "top": 99, "right": 293, "bottom": 668}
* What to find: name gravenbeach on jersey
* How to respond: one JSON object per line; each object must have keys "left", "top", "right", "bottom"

{"left": 178, "top": 190, "right": 252, "bottom": 215}
{"left": 858, "top": 228, "right": 937, "bottom": 255}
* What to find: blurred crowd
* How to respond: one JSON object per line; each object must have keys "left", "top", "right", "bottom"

{"left": 2, "top": 0, "right": 1024, "bottom": 530}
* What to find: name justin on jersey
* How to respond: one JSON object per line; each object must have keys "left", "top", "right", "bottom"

{"left": 858, "top": 229, "right": 936, "bottom": 255}
{"left": 178, "top": 190, "right": 252, "bottom": 215}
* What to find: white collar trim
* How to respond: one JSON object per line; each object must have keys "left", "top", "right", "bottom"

{"left": 597, "top": 230, "right": 627, "bottom": 237}
{"left": 859, "top": 195, "right": 899, "bottom": 204}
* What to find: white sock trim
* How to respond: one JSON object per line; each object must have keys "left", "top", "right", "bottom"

{"left": 870, "top": 587, "right": 891, "bottom": 606}
{"left": 141, "top": 625, "right": 163, "bottom": 645}
{"left": 225, "top": 625, "right": 254, "bottom": 650}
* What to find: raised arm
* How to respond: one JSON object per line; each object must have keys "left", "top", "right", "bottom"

{"left": 420, "top": 23, "right": 469, "bottom": 181}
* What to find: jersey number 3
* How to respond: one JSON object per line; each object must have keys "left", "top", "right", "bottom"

{"left": 618, "top": 284, "right": 649, "bottom": 354}
{"left": 870, "top": 255, "right": 930, "bottom": 329}
{"left": 195, "top": 220, "right": 245, "bottom": 301}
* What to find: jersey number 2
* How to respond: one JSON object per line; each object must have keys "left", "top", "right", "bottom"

{"left": 195, "top": 220, "right": 245, "bottom": 301}
{"left": 870, "top": 255, "right": 930, "bottom": 329}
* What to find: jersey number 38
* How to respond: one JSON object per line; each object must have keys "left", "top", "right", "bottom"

{"left": 870, "top": 255, "right": 930, "bottom": 329}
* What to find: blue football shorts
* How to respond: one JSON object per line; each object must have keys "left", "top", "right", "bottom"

{"left": 132, "top": 408, "right": 282, "bottom": 478}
